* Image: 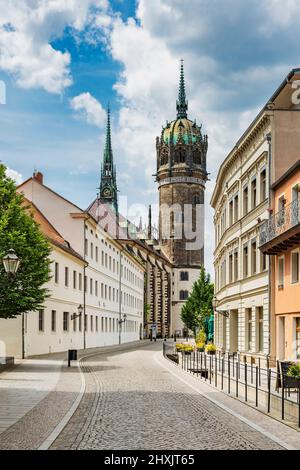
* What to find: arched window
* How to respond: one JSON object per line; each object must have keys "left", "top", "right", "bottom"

{"left": 180, "top": 271, "right": 189, "bottom": 281}
{"left": 193, "top": 149, "right": 201, "bottom": 165}
{"left": 160, "top": 149, "right": 168, "bottom": 165}
{"left": 180, "top": 290, "right": 189, "bottom": 300}
{"left": 175, "top": 147, "right": 185, "bottom": 163}
{"left": 192, "top": 195, "right": 201, "bottom": 206}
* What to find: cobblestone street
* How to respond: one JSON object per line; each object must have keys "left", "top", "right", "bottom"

{"left": 50, "top": 342, "right": 283, "bottom": 450}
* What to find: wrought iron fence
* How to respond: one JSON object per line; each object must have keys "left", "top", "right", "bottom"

{"left": 259, "top": 197, "right": 300, "bottom": 246}
{"left": 163, "top": 342, "right": 300, "bottom": 428}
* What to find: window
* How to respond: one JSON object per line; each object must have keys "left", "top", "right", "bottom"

{"left": 180, "top": 290, "right": 189, "bottom": 301}
{"left": 243, "top": 245, "right": 248, "bottom": 278}
{"left": 234, "top": 250, "right": 239, "bottom": 282}
{"left": 79, "top": 314, "right": 82, "bottom": 332}
{"left": 79, "top": 273, "right": 82, "bottom": 291}
{"left": 234, "top": 195, "right": 239, "bottom": 223}
{"left": 73, "top": 270, "right": 77, "bottom": 289}
{"left": 51, "top": 310, "right": 56, "bottom": 332}
{"left": 180, "top": 271, "right": 189, "bottom": 281}
{"left": 278, "top": 257, "right": 284, "bottom": 289}
{"left": 38, "top": 310, "right": 44, "bottom": 332}
{"left": 73, "top": 315, "right": 77, "bottom": 332}
{"left": 65, "top": 267, "right": 69, "bottom": 287}
{"left": 261, "top": 252, "right": 267, "bottom": 272}
{"left": 260, "top": 169, "right": 267, "bottom": 202}
{"left": 85, "top": 238, "right": 88, "bottom": 256}
{"left": 63, "top": 312, "right": 69, "bottom": 331}
{"left": 251, "top": 178, "right": 257, "bottom": 209}
{"left": 90, "top": 316, "right": 93, "bottom": 332}
{"left": 229, "top": 199, "right": 233, "bottom": 225}
{"left": 257, "top": 307, "right": 264, "bottom": 353}
{"left": 54, "top": 262, "right": 59, "bottom": 283}
{"left": 243, "top": 186, "right": 248, "bottom": 216}
{"left": 251, "top": 240, "right": 257, "bottom": 275}
{"left": 229, "top": 253, "right": 233, "bottom": 283}
{"left": 90, "top": 243, "right": 93, "bottom": 259}
{"left": 278, "top": 196, "right": 286, "bottom": 226}
{"left": 96, "top": 316, "right": 98, "bottom": 332}
{"left": 246, "top": 308, "right": 253, "bottom": 351}
{"left": 95, "top": 280, "right": 98, "bottom": 297}
{"left": 291, "top": 251, "right": 299, "bottom": 284}
{"left": 84, "top": 314, "right": 88, "bottom": 332}
{"left": 96, "top": 246, "right": 99, "bottom": 262}
{"left": 90, "top": 278, "right": 93, "bottom": 295}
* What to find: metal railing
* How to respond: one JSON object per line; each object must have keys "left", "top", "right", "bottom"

{"left": 163, "top": 342, "right": 300, "bottom": 428}
{"left": 259, "top": 197, "right": 300, "bottom": 246}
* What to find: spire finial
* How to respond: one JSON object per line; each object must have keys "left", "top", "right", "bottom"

{"left": 104, "top": 103, "right": 113, "bottom": 164}
{"left": 176, "top": 59, "right": 188, "bottom": 119}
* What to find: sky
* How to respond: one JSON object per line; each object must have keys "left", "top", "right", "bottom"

{"left": 0, "top": 0, "right": 300, "bottom": 276}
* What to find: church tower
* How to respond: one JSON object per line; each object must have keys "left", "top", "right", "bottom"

{"left": 99, "top": 105, "right": 118, "bottom": 211}
{"left": 156, "top": 61, "right": 208, "bottom": 335}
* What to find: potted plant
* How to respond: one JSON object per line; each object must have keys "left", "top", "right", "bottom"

{"left": 175, "top": 343, "right": 184, "bottom": 353}
{"left": 206, "top": 343, "right": 217, "bottom": 355}
{"left": 196, "top": 342, "right": 205, "bottom": 352}
{"left": 182, "top": 344, "right": 194, "bottom": 355}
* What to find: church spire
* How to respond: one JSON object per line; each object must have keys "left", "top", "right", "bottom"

{"left": 99, "top": 104, "right": 118, "bottom": 211}
{"left": 176, "top": 59, "right": 188, "bottom": 119}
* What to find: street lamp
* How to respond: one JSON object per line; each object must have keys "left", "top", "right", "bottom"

{"left": 2, "top": 249, "right": 20, "bottom": 274}
{"left": 119, "top": 313, "right": 127, "bottom": 325}
{"left": 212, "top": 295, "right": 229, "bottom": 318}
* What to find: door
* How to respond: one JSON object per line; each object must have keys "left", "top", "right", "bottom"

{"left": 292, "top": 185, "right": 299, "bottom": 226}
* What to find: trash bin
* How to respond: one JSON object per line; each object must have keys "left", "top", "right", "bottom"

{"left": 68, "top": 349, "right": 77, "bottom": 367}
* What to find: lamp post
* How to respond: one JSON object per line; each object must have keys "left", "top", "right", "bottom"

{"left": 71, "top": 304, "right": 84, "bottom": 349}
{"left": 119, "top": 313, "right": 127, "bottom": 345}
{"left": 2, "top": 249, "right": 22, "bottom": 357}
{"left": 2, "top": 249, "right": 20, "bottom": 274}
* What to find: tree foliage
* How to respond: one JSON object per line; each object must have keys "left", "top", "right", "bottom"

{"left": 0, "top": 164, "right": 51, "bottom": 318}
{"left": 181, "top": 265, "right": 214, "bottom": 334}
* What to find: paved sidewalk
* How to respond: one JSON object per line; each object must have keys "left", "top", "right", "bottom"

{"left": 0, "top": 340, "right": 148, "bottom": 449}
{"left": 0, "top": 358, "right": 63, "bottom": 435}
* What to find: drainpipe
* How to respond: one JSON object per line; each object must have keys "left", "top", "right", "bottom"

{"left": 267, "top": 132, "right": 272, "bottom": 362}
{"left": 118, "top": 248, "right": 124, "bottom": 345}
{"left": 83, "top": 220, "right": 87, "bottom": 350}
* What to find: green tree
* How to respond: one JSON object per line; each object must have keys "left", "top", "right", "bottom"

{"left": 0, "top": 164, "right": 51, "bottom": 318}
{"left": 181, "top": 266, "right": 214, "bottom": 335}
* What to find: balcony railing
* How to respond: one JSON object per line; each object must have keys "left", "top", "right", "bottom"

{"left": 259, "top": 197, "right": 300, "bottom": 247}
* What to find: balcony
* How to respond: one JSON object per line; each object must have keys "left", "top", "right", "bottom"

{"left": 259, "top": 197, "right": 300, "bottom": 254}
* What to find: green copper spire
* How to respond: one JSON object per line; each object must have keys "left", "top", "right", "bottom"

{"left": 176, "top": 59, "right": 188, "bottom": 119}
{"left": 104, "top": 103, "right": 113, "bottom": 164}
{"left": 99, "top": 104, "right": 118, "bottom": 211}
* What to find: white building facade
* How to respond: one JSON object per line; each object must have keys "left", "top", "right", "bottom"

{"left": 0, "top": 172, "right": 144, "bottom": 358}
{"left": 211, "top": 113, "right": 271, "bottom": 366}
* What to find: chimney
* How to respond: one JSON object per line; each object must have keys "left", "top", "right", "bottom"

{"left": 33, "top": 171, "right": 43, "bottom": 184}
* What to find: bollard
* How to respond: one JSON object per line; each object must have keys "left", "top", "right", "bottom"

{"left": 267, "top": 369, "right": 271, "bottom": 413}
{"left": 251, "top": 362, "right": 253, "bottom": 384}
{"left": 204, "top": 355, "right": 207, "bottom": 382}
{"left": 200, "top": 353, "right": 203, "bottom": 380}
{"left": 209, "top": 355, "right": 212, "bottom": 384}
{"left": 228, "top": 358, "right": 231, "bottom": 394}
{"left": 298, "top": 382, "right": 300, "bottom": 428}
{"left": 258, "top": 357, "right": 261, "bottom": 387}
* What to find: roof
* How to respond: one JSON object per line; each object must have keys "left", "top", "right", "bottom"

{"left": 22, "top": 198, "right": 86, "bottom": 263}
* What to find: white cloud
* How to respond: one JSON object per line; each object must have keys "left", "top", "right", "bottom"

{"left": 6, "top": 167, "right": 23, "bottom": 185}
{"left": 0, "top": 0, "right": 109, "bottom": 94}
{"left": 70, "top": 92, "right": 106, "bottom": 128}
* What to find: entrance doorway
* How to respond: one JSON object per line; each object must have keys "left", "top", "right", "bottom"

{"left": 229, "top": 310, "right": 238, "bottom": 353}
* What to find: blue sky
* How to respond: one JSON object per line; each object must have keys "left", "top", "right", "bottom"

{"left": 0, "top": 0, "right": 300, "bottom": 274}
